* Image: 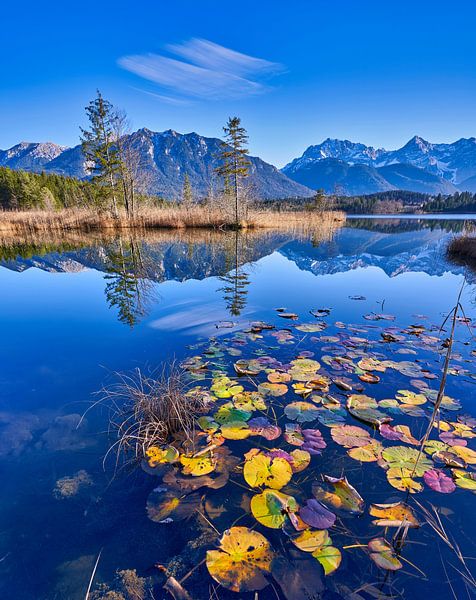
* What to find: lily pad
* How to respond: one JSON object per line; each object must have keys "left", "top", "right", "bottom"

{"left": 299, "top": 499, "right": 336, "bottom": 529}
{"left": 289, "top": 528, "right": 330, "bottom": 552}
{"left": 180, "top": 451, "right": 217, "bottom": 476}
{"left": 312, "top": 545, "right": 342, "bottom": 575}
{"left": 145, "top": 445, "right": 179, "bottom": 467}
{"left": 285, "top": 401, "right": 320, "bottom": 423}
{"left": 244, "top": 453, "right": 292, "bottom": 489}
{"left": 313, "top": 476, "right": 364, "bottom": 515}
{"left": 331, "top": 425, "right": 371, "bottom": 448}
{"left": 251, "top": 489, "right": 298, "bottom": 528}
{"left": 369, "top": 502, "right": 419, "bottom": 528}
{"left": 381, "top": 446, "right": 432, "bottom": 476}
{"left": 368, "top": 538, "right": 402, "bottom": 571}
{"left": 206, "top": 527, "right": 275, "bottom": 592}
{"left": 146, "top": 486, "right": 200, "bottom": 523}
{"left": 423, "top": 469, "right": 456, "bottom": 493}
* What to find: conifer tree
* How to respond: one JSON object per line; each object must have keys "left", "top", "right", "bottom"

{"left": 80, "top": 90, "right": 121, "bottom": 217}
{"left": 182, "top": 174, "right": 193, "bottom": 206}
{"left": 215, "top": 117, "right": 250, "bottom": 227}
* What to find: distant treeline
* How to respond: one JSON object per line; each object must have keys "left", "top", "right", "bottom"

{"left": 333, "top": 190, "right": 476, "bottom": 214}
{"left": 0, "top": 167, "right": 167, "bottom": 210}
{"left": 2, "top": 165, "right": 476, "bottom": 215}
{"left": 0, "top": 167, "right": 102, "bottom": 209}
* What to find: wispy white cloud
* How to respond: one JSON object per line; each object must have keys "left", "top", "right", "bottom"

{"left": 118, "top": 38, "right": 283, "bottom": 101}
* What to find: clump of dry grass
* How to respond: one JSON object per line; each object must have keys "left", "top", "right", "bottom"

{"left": 0, "top": 205, "right": 345, "bottom": 236}
{"left": 101, "top": 363, "right": 211, "bottom": 468}
{"left": 447, "top": 233, "right": 476, "bottom": 264}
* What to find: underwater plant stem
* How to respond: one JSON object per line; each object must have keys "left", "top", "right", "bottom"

{"left": 84, "top": 548, "right": 103, "bottom": 600}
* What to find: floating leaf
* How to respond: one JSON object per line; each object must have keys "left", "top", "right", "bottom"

{"left": 433, "top": 450, "right": 466, "bottom": 468}
{"left": 423, "top": 469, "right": 456, "bottom": 493}
{"left": 285, "top": 401, "right": 320, "bottom": 423}
{"left": 313, "top": 476, "right": 364, "bottom": 515}
{"left": 368, "top": 538, "right": 402, "bottom": 570}
{"left": 395, "top": 390, "right": 427, "bottom": 406}
{"left": 258, "top": 382, "right": 289, "bottom": 397}
{"left": 248, "top": 417, "right": 281, "bottom": 440}
{"left": 299, "top": 499, "right": 336, "bottom": 529}
{"left": 146, "top": 486, "right": 200, "bottom": 523}
{"left": 268, "top": 371, "right": 291, "bottom": 383}
{"left": 452, "top": 445, "right": 476, "bottom": 465}
{"left": 145, "top": 445, "right": 179, "bottom": 467}
{"left": 331, "top": 425, "right": 371, "bottom": 448}
{"left": 301, "top": 428, "right": 327, "bottom": 454}
{"left": 180, "top": 452, "right": 217, "bottom": 476}
{"left": 312, "top": 545, "right": 342, "bottom": 575}
{"left": 220, "top": 420, "right": 251, "bottom": 440}
{"left": 289, "top": 529, "right": 330, "bottom": 552}
{"left": 214, "top": 403, "right": 252, "bottom": 424}
{"left": 382, "top": 446, "right": 432, "bottom": 476}
{"left": 284, "top": 423, "right": 305, "bottom": 446}
{"left": 379, "top": 424, "right": 419, "bottom": 445}
{"left": 234, "top": 359, "right": 263, "bottom": 376}
{"left": 348, "top": 440, "right": 383, "bottom": 463}
{"left": 233, "top": 391, "right": 267, "bottom": 411}
{"left": 386, "top": 467, "right": 423, "bottom": 493}
{"left": 289, "top": 449, "right": 311, "bottom": 473}
{"left": 369, "top": 502, "right": 419, "bottom": 528}
{"left": 206, "top": 527, "right": 275, "bottom": 592}
{"left": 452, "top": 469, "right": 476, "bottom": 491}
{"left": 244, "top": 454, "right": 292, "bottom": 489}
{"left": 295, "top": 323, "right": 326, "bottom": 332}
{"left": 251, "top": 489, "right": 298, "bottom": 528}
{"left": 211, "top": 376, "right": 244, "bottom": 399}
{"left": 359, "top": 372, "right": 380, "bottom": 384}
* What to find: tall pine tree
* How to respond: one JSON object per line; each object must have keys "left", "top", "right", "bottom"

{"left": 80, "top": 90, "right": 121, "bottom": 217}
{"left": 215, "top": 117, "right": 250, "bottom": 227}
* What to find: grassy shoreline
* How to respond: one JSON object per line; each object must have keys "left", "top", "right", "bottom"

{"left": 0, "top": 206, "right": 345, "bottom": 235}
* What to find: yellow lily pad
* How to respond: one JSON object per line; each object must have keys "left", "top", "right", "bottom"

{"left": 206, "top": 527, "right": 275, "bottom": 592}
{"left": 244, "top": 453, "right": 292, "bottom": 489}
{"left": 312, "top": 545, "right": 342, "bottom": 575}
{"left": 369, "top": 502, "right": 419, "bottom": 528}
{"left": 251, "top": 489, "right": 298, "bottom": 528}
{"left": 180, "top": 452, "right": 217, "bottom": 476}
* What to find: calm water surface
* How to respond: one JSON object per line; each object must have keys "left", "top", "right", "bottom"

{"left": 1, "top": 217, "right": 475, "bottom": 599}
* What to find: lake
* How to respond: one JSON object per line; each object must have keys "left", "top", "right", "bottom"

{"left": 1, "top": 216, "right": 475, "bottom": 599}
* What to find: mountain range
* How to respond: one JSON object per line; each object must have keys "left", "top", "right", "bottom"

{"left": 2, "top": 131, "right": 476, "bottom": 198}
{"left": 282, "top": 136, "right": 476, "bottom": 195}
{"left": 0, "top": 129, "right": 312, "bottom": 200}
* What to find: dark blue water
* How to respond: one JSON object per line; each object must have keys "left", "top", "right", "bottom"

{"left": 0, "top": 218, "right": 475, "bottom": 599}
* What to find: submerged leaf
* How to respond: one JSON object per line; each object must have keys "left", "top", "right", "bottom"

{"left": 206, "top": 527, "right": 275, "bottom": 592}
{"left": 312, "top": 545, "right": 342, "bottom": 575}
{"left": 313, "top": 476, "right": 364, "bottom": 515}
{"left": 146, "top": 486, "right": 200, "bottom": 523}
{"left": 299, "top": 499, "right": 336, "bottom": 529}
{"left": 368, "top": 538, "right": 402, "bottom": 571}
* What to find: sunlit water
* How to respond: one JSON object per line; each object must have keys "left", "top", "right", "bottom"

{"left": 1, "top": 217, "right": 475, "bottom": 599}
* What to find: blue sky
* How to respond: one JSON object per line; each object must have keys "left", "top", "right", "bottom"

{"left": 1, "top": 0, "right": 475, "bottom": 166}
